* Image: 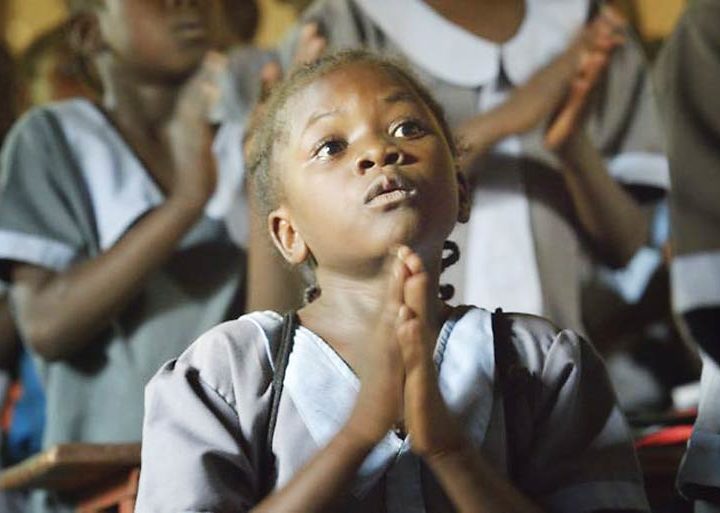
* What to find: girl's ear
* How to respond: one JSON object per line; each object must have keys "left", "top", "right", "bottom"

{"left": 68, "top": 13, "right": 104, "bottom": 58}
{"left": 268, "top": 206, "right": 310, "bottom": 265}
{"left": 456, "top": 170, "right": 471, "bottom": 223}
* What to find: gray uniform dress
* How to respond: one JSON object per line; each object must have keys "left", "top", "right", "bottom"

{"left": 281, "top": 0, "right": 668, "bottom": 335}
{"left": 135, "top": 307, "right": 649, "bottom": 513}
{"left": 0, "top": 100, "right": 246, "bottom": 512}
{"left": 655, "top": 1, "right": 720, "bottom": 511}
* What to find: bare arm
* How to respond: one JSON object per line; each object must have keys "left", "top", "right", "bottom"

{"left": 558, "top": 131, "right": 650, "bottom": 268}
{"left": 426, "top": 448, "right": 544, "bottom": 513}
{"left": 10, "top": 199, "right": 205, "bottom": 361}
{"left": 455, "top": 47, "right": 578, "bottom": 167}
{"left": 457, "top": 7, "right": 625, "bottom": 170}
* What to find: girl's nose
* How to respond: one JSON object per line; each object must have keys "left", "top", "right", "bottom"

{"left": 356, "top": 144, "right": 404, "bottom": 174}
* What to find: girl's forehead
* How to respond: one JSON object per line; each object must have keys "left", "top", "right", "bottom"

{"left": 285, "top": 63, "right": 427, "bottom": 124}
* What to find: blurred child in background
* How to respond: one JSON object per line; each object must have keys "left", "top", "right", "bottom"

{"left": 0, "top": 1, "right": 250, "bottom": 510}
{"left": 656, "top": 0, "right": 720, "bottom": 510}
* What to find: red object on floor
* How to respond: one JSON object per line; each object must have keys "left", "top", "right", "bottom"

{"left": 635, "top": 425, "right": 694, "bottom": 448}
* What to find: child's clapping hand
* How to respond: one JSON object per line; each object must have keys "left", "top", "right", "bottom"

{"left": 395, "top": 246, "right": 465, "bottom": 459}
{"left": 166, "top": 51, "right": 227, "bottom": 212}
{"left": 346, "top": 252, "right": 408, "bottom": 446}
{"left": 456, "top": 5, "right": 626, "bottom": 167}
{"left": 544, "top": 4, "right": 627, "bottom": 150}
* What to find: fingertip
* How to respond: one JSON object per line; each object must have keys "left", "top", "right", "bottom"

{"left": 204, "top": 51, "right": 228, "bottom": 72}
{"left": 396, "top": 245, "right": 411, "bottom": 259}
{"left": 601, "top": 5, "right": 627, "bottom": 27}
{"left": 201, "top": 81, "right": 221, "bottom": 101}
{"left": 261, "top": 60, "right": 282, "bottom": 82}
{"left": 300, "top": 21, "right": 319, "bottom": 39}
{"left": 391, "top": 253, "right": 410, "bottom": 282}
{"left": 406, "top": 252, "right": 425, "bottom": 275}
{"left": 398, "top": 304, "right": 414, "bottom": 323}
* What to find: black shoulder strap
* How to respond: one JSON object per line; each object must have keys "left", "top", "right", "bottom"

{"left": 491, "top": 308, "right": 521, "bottom": 480}
{"left": 261, "top": 311, "right": 298, "bottom": 497}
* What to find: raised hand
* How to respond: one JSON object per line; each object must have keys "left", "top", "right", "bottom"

{"left": 455, "top": 6, "right": 626, "bottom": 168}
{"left": 395, "top": 247, "right": 464, "bottom": 458}
{"left": 345, "top": 251, "right": 408, "bottom": 446}
{"left": 292, "top": 21, "right": 327, "bottom": 68}
{"left": 243, "top": 22, "right": 326, "bottom": 160}
{"left": 544, "top": 4, "right": 627, "bottom": 150}
{"left": 166, "top": 51, "right": 226, "bottom": 212}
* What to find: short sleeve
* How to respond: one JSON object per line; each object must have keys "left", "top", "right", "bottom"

{"left": 589, "top": 32, "right": 669, "bottom": 192}
{"left": 511, "top": 321, "right": 650, "bottom": 513}
{"left": 0, "top": 108, "right": 95, "bottom": 279}
{"left": 135, "top": 316, "right": 276, "bottom": 513}
{"left": 677, "top": 355, "right": 720, "bottom": 500}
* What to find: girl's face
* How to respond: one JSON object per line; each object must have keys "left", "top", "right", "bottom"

{"left": 97, "top": 0, "right": 213, "bottom": 80}
{"left": 271, "top": 63, "right": 469, "bottom": 276}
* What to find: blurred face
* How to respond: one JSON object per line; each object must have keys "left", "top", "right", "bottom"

{"left": 272, "top": 62, "right": 468, "bottom": 276}
{"left": 98, "top": 0, "right": 213, "bottom": 80}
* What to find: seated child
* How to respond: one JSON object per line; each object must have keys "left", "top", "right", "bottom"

{"left": 135, "top": 50, "right": 650, "bottom": 513}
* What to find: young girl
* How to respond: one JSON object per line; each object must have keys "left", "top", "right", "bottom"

{"left": 135, "top": 50, "right": 649, "bottom": 513}
{"left": 249, "top": 0, "right": 668, "bottom": 341}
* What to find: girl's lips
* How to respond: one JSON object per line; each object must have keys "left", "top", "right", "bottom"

{"left": 365, "top": 188, "right": 418, "bottom": 208}
{"left": 363, "top": 173, "right": 416, "bottom": 204}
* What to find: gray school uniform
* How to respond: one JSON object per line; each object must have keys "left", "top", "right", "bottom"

{"left": 0, "top": 100, "right": 247, "bottom": 511}
{"left": 655, "top": 1, "right": 720, "bottom": 509}
{"left": 136, "top": 307, "right": 649, "bottom": 513}
{"left": 283, "top": 0, "right": 668, "bottom": 335}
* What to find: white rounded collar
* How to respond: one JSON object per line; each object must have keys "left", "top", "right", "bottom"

{"left": 354, "top": 0, "right": 590, "bottom": 87}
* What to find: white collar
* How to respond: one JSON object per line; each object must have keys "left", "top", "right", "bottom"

{"left": 282, "top": 306, "right": 496, "bottom": 498}
{"left": 354, "top": 0, "right": 589, "bottom": 87}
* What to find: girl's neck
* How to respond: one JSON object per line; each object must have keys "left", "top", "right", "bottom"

{"left": 423, "top": 0, "right": 525, "bottom": 43}
{"left": 99, "top": 64, "right": 182, "bottom": 139}
{"left": 95, "top": 61, "right": 188, "bottom": 192}
{"left": 299, "top": 258, "right": 446, "bottom": 355}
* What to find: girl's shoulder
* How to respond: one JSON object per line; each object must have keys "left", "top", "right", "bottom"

{"left": 157, "top": 312, "right": 283, "bottom": 408}
{"left": 2, "top": 98, "right": 106, "bottom": 163}
{"left": 502, "top": 311, "right": 600, "bottom": 378}
{"left": 454, "top": 306, "right": 596, "bottom": 376}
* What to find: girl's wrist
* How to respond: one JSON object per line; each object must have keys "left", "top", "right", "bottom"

{"left": 554, "top": 128, "right": 593, "bottom": 168}
{"left": 165, "top": 190, "right": 208, "bottom": 216}
{"left": 337, "top": 417, "right": 384, "bottom": 455}
{"left": 422, "top": 436, "right": 474, "bottom": 472}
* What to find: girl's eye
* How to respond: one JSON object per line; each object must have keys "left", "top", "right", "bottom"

{"left": 314, "top": 139, "right": 347, "bottom": 159}
{"left": 391, "top": 120, "right": 426, "bottom": 139}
